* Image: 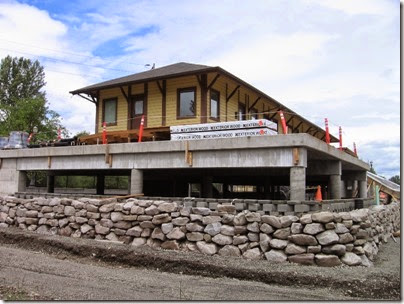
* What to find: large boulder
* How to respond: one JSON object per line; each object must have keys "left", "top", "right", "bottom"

{"left": 243, "top": 248, "right": 262, "bottom": 260}
{"left": 315, "top": 254, "right": 341, "bottom": 267}
{"left": 196, "top": 241, "right": 217, "bottom": 255}
{"left": 303, "top": 223, "right": 325, "bottom": 235}
{"left": 312, "top": 212, "right": 334, "bottom": 223}
{"left": 316, "top": 230, "right": 339, "bottom": 245}
{"left": 265, "top": 250, "right": 287, "bottom": 263}
{"left": 285, "top": 243, "right": 306, "bottom": 255}
{"left": 289, "top": 234, "right": 318, "bottom": 246}
{"left": 261, "top": 215, "right": 282, "bottom": 228}
{"left": 212, "top": 234, "right": 233, "bottom": 246}
{"left": 218, "top": 245, "right": 241, "bottom": 257}
{"left": 288, "top": 253, "right": 315, "bottom": 265}
{"left": 341, "top": 252, "right": 362, "bottom": 266}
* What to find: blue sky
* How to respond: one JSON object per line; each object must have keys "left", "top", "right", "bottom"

{"left": 0, "top": 0, "right": 400, "bottom": 178}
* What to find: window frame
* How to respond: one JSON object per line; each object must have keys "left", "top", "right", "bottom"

{"left": 102, "top": 97, "right": 118, "bottom": 126}
{"left": 177, "top": 87, "right": 197, "bottom": 119}
{"left": 209, "top": 89, "right": 220, "bottom": 121}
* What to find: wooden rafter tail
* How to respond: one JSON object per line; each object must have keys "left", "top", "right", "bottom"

{"left": 226, "top": 85, "right": 240, "bottom": 103}
{"left": 78, "top": 93, "right": 96, "bottom": 104}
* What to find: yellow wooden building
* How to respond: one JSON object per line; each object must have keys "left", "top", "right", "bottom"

{"left": 70, "top": 62, "right": 338, "bottom": 143}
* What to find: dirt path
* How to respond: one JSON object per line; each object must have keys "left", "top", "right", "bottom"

{"left": 0, "top": 228, "right": 400, "bottom": 300}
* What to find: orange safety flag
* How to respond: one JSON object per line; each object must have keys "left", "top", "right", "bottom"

{"left": 353, "top": 142, "right": 357, "bottom": 156}
{"left": 324, "top": 118, "right": 330, "bottom": 144}
{"left": 138, "top": 115, "right": 145, "bottom": 143}
{"left": 338, "top": 126, "right": 342, "bottom": 151}
{"left": 278, "top": 110, "right": 288, "bottom": 134}
{"left": 102, "top": 122, "right": 107, "bottom": 145}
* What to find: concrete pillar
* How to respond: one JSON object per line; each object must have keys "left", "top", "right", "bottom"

{"left": 130, "top": 169, "right": 143, "bottom": 195}
{"left": 340, "top": 180, "right": 346, "bottom": 198}
{"left": 329, "top": 175, "right": 341, "bottom": 199}
{"left": 17, "top": 171, "right": 27, "bottom": 192}
{"left": 352, "top": 180, "right": 358, "bottom": 196}
{"left": 358, "top": 180, "right": 367, "bottom": 198}
{"left": 47, "top": 173, "right": 55, "bottom": 193}
{"left": 96, "top": 174, "right": 105, "bottom": 195}
{"left": 290, "top": 167, "right": 305, "bottom": 201}
{"left": 202, "top": 176, "right": 213, "bottom": 198}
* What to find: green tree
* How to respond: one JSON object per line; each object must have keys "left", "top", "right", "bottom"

{"left": 75, "top": 130, "right": 90, "bottom": 138}
{"left": 0, "top": 55, "right": 66, "bottom": 140}
{"left": 389, "top": 175, "right": 400, "bottom": 185}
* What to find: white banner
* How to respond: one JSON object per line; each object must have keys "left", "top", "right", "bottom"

{"left": 170, "top": 119, "right": 277, "bottom": 134}
{"left": 170, "top": 128, "right": 277, "bottom": 141}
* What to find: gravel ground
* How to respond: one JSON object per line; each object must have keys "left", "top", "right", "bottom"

{"left": 0, "top": 227, "right": 400, "bottom": 300}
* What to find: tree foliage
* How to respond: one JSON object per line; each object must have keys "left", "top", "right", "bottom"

{"left": 0, "top": 55, "right": 66, "bottom": 140}
{"left": 389, "top": 175, "right": 400, "bottom": 185}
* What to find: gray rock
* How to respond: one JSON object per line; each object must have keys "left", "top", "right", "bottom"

{"left": 186, "top": 232, "right": 204, "bottom": 241}
{"left": 260, "top": 223, "right": 274, "bottom": 234}
{"left": 122, "top": 200, "right": 135, "bottom": 211}
{"left": 185, "top": 222, "right": 204, "bottom": 232}
{"left": 99, "top": 203, "right": 115, "bottom": 213}
{"left": 122, "top": 215, "right": 138, "bottom": 221}
{"left": 363, "top": 242, "right": 375, "bottom": 260}
{"left": 152, "top": 213, "right": 171, "bottom": 225}
{"left": 86, "top": 204, "right": 98, "bottom": 213}
{"left": 325, "top": 222, "right": 335, "bottom": 230}
{"left": 341, "top": 252, "right": 362, "bottom": 266}
{"left": 316, "top": 230, "right": 339, "bottom": 245}
{"left": 218, "top": 245, "right": 241, "bottom": 257}
{"left": 137, "top": 215, "right": 153, "bottom": 222}
{"left": 196, "top": 241, "right": 217, "bottom": 255}
{"left": 288, "top": 253, "right": 315, "bottom": 265}
{"left": 280, "top": 215, "right": 299, "bottom": 227}
{"left": 220, "top": 225, "right": 235, "bottom": 236}
{"left": 243, "top": 248, "right": 262, "bottom": 260}
{"left": 353, "top": 246, "right": 365, "bottom": 255}
{"left": 291, "top": 222, "right": 303, "bottom": 234}
{"left": 247, "top": 232, "right": 259, "bottom": 242}
{"left": 273, "top": 228, "right": 291, "bottom": 240}
{"left": 161, "top": 223, "right": 174, "bottom": 234}
{"left": 59, "top": 226, "right": 72, "bottom": 236}
{"left": 130, "top": 206, "right": 145, "bottom": 215}
{"left": 312, "top": 212, "right": 334, "bottom": 223}
{"left": 289, "top": 234, "right": 318, "bottom": 246}
{"left": 356, "top": 229, "right": 369, "bottom": 239}
{"left": 138, "top": 200, "right": 153, "bottom": 208}
{"left": 71, "top": 230, "right": 81, "bottom": 238}
{"left": 360, "top": 254, "right": 373, "bottom": 267}
{"left": 141, "top": 228, "right": 151, "bottom": 238}
{"left": 233, "top": 235, "right": 248, "bottom": 245}
{"left": 307, "top": 245, "right": 322, "bottom": 253}
{"left": 145, "top": 205, "right": 159, "bottom": 215}
{"left": 247, "top": 222, "right": 260, "bottom": 233}
{"left": 233, "top": 213, "right": 247, "bottom": 226}
{"left": 106, "top": 232, "right": 119, "bottom": 241}
{"left": 25, "top": 210, "right": 38, "bottom": 218}
{"left": 139, "top": 221, "right": 155, "bottom": 229}
{"left": 285, "top": 243, "right": 306, "bottom": 255}
{"left": 335, "top": 223, "right": 349, "bottom": 234}
{"left": 234, "top": 225, "right": 247, "bottom": 235}
{"left": 58, "top": 218, "right": 69, "bottom": 228}
{"left": 202, "top": 216, "right": 221, "bottom": 225}
{"left": 300, "top": 213, "right": 312, "bottom": 224}
{"left": 212, "top": 233, "right": 233, "bottom": 246}
{"left": 303, "top": 223, "right": 325, "bottom": 235}
{"left": 245, "top": 212, "right": 261, "bottom": 222}
{"left": 158, "top": 202, "right": 177, "bottom": 213}
{"left": 350, "top": 209, "right": 369, "bottom": 222}
{"left": 80, "top": 224, "right": 93, "bottom": 234}
{"left": 25, "top": 218, "right": 38, "bottom": 225}
{"left": 95, "top": 224, "right": 110, "bottom": 235}
{"left": 171, "top": 217, "right": 189, "bottom": 226}
{"left": 338, "top": 232, "right": 354, "bottom": 244}
{"left": 132, "top": 237, "right": 146, "bottom": 247}
{"left": 259, "top": 233, "right": 271, "bottom": 252}
{"left": 166, "top": 227, "right": 185, "bottom": 240}
{"left": 217, "top": 204, "right": 236, "bottom": 214}
{"left": 100, "top": 218, "right": 114, "bottom": 228}
{"left": 64, "top": 206, "right": 76, "bottom": 216}
{"left": 261, "top": 215, "right": 281, "bottom": 228}
{"left": 113, "top": 221, "right": 132, "bottom": 229}
{"left": 71, "top": 200, "right": 85, "bottom": 209}
{"left": 315, "top": 254, "right": 342, "bottom": 267}
{"left": 110, "top": 212, "right": 123, "bottom": 222}
{"left": 270, "top": 239, "right": 288, "bottom": 249}
{"left": 190, "top": 214, "right": 203, "bottom": 222}
{"left": 161, "top": 240, "right": 180, "bottom": 250}
{"left": 204, "top": 222, "right": 222, "bottom": 236}
{"left": 191, "top": 207, "right": 211, "bottom": 216}
{"left": 340, "top": 212, "right": 352, "bottom": 220}
{"left": 265, "top": 249, "right": 287, "bottom": 263}
{"left": 221, "top": 214, "right": 234, "bottom": 224}
{"left": 322, "top": 244, "right": 346, "bottom": 256}
{"left": 126, "top": 226, "right": 143, "bottom": 237}
{"left": 238, "top": 243, "right": 249, "bottom": 253}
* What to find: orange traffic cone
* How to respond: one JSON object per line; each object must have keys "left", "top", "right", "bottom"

{"left": 315, "top": 185, "right": 322, "bottom": 201}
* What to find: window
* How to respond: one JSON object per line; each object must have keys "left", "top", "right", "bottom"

{"left": 238, "top": 103, "right": 246, "bottom": 120}
{"left": 250, "top": 108, "right": 258, "bottom": 120}
{"left": 177, "top": 87, "right": 196, "bottom": 118}
{"left": 210, "top": 89, "right": 220, "bottom": 120}
{"left": 103, "top": 98, "right": 117, "bottom": 125}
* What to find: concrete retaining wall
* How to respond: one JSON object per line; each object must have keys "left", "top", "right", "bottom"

{"left": 0, "top": 196, "right": 399, "bottom": 267}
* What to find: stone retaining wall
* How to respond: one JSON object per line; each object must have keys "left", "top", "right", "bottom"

{"left": 0, "top": 196, "right": 399, "bottom": 267}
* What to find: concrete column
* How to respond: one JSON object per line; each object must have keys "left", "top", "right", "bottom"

{"left": 130, "top": 169, "right": 143, "bottom": 195}
{"left": 202, "top": 176, "right": 213, "bottom": 198}
{"left": 352, "top": 180, "right": 358, "bottom": 196}
{"left": 329, "top": 175, "right": 341, "bottom": 199}
{"left": 46, "top": 173, "right": 55, "bottom": 193}
{"left": 96, "top": 174, "right": 105, "bottom": 195}
{"left": 17, "top": 171, "right": 27, "bottom": 192}
{"left": 358, "top": 180, "right": 367, "bottom": 198}
{"left": 290, "top": 167, "right": 306, "bottom": 201}
{"left": 340, "top": 180, "right": 346, "bottom": 198}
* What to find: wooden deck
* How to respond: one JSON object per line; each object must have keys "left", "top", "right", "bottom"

{"left": 78, "top": 127, "right": 170, "bottom": 145}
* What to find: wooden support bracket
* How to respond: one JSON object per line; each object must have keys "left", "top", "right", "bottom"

{"left": 293, "top": 148, "right": 300, "bottom": 166}
{"left": 185, "top": 141, "right": 193, "bottom": 167}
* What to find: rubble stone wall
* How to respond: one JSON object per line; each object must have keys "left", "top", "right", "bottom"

{"left": 0, "top": 196, "right": 399, "bottom": 267}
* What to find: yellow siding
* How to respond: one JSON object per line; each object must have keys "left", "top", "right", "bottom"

{"left": 147, "top": 81, "right": 162, "bottom": 128}
{"left": 98, "top": 87, "right": 128, "bottom": 133}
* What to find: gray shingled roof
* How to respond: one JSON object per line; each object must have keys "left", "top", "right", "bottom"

{"left": 70, "top": 62, "right": 215, "bottom": 94}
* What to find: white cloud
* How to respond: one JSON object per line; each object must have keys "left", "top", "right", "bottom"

{"left": 303, "top": 0, "right": 396, "bottom": 16}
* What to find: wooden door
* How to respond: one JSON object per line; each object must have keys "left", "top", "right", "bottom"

{"left": 130, "top": 94, "right": 146, "bottom": 129}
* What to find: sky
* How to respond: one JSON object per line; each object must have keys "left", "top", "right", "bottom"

{"left": 0, "top": 0, "right": 400, "bottom": 178}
